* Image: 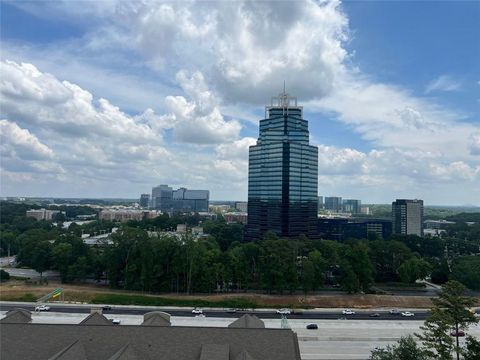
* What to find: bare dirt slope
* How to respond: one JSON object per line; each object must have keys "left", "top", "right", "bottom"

{"left": 1, "top": 280, "right": 478, "bottom": 308}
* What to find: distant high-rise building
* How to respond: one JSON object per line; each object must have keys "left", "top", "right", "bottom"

{"left": 152, "top": 185, "right": 209, "bottom": 213}
{"left": 324, "top": 197, "right": 342, "bottom": 212}
{"left": 343, "top": 199, "right": 362, "bottom": 214}
{"left": 318, "top": 196, "right": 324, "bottom": 210}
{"left": 392, "top": 199, "right": 424, "bottom": 236}
{"left": 246, "top": 91, "right": 318, "bottom": 240}
{"left": 139, "top": 194, "right": 150, "bottom": 208}
{"left": 235, "top": 202, "right": 248, "bottom": 212}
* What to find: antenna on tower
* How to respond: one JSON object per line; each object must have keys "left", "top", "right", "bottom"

{"left": 283, "top": 80, "right": 286, "bottom": 94}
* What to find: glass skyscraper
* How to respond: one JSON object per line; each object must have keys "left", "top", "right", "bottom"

{"left": 246, "top": 92, "right": 318, "bottom": 240}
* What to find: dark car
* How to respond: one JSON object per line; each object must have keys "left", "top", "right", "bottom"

{"left": 370, "top": 313, "right": 381, "bottom": 317}
{"left": 450, "top": 330, "right": 465, "bottom": 337}
{"left": 102, "top": 305, "right": 112, "bottom": 311}
{"left": 306, "top": 324, "right": 318, "bottom": 330}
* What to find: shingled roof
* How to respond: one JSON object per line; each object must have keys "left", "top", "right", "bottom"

{"left": 141, "top": 311, "right": 171, "bottom": 326}
{"left": 79, "top": 312, "right": 113, "bottom": 326}
{"left": 228, "top": 314, "right": 265, "bottom": 329}
{"left": 49, "top": 340, "right": 87, "bottom": 360}
{"left": 0, "top": 323, "right": 301, "bottom": 360}
{"left": 0, "top": 308, "right": 32, "bottom": 324}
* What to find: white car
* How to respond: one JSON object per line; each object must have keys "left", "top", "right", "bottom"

{"left": 276, "top": 308, "right": 291, "bottom": 315}
{"left": 401, "top": 311, "right": 415, "bottom": 317}
{"left": 111, "top": 319, "right": 121, "bottom": 325}
{"left": 342, "top": 309, "right": 355, "bottom": 315}
{"left": 35, "top": 305, "right": 50, "bottom": 312}
{"left": 192, "top": 308, "right": 203, "bottom": 314}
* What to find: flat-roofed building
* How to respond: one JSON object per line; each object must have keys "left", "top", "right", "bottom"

{"left": 392, "top": 199, "right": 424, "bottom": 236}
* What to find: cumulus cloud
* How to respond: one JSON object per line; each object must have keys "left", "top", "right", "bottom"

{"left": 1, "top": 1, "right": 478, "bottom": 203}
{"left": 0, "top": 60, "right": 157, "bottom": 144}
{"left": 164, "top": 71, "right": 241, "bottom": 144}
{"left": 93, "top": 0, "right": 349, "bottom": 104}
{"left": 425, "top": 75, "right": 462, "bottom": 93}
{"left": 0, "top": 119, "right": 54, "bottom": 160}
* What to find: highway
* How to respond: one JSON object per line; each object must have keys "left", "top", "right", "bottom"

{"left": 0, "top": 301, "right": 434, "bottom": 320}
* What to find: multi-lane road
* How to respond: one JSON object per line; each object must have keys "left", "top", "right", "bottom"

{"left": 0, "top": 301, "right": 445, "bottom": 320}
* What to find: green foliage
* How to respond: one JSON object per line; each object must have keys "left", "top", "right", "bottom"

{"left": 370, "top": 335, "right": 428, "bottom": 360}
{"left": 463, "top": 336, "right": 480, "bottom": 360}
{"left": 398, "top": 257, "right": 431, "bottom": 284}
{"left": 450, "top": 256, "right": 480, "bottom": 290}
{"left": 0, "top": 269, "right": 10, "bottom": 282}
{"left": 446, "top": 212, "right": 480, "bottom": 223}
{"left": 417, "top": 281, "right": 478, "bottom": 360}
{"left": 91, "top": 293, "right": 258, "bottom": 309}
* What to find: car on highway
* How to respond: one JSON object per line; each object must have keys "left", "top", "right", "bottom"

{"left": 373, "top": 346, "right": 385, "bottom": 352}
{"left": 306, "top": 323, "right": 318, "bottom": 330}
{"left": 342, "top": 309, "right": 355, "bottom": 315}
{"left": 450, "top": 330, "right": 465, "bottom": 337}
{"left": 192, "top": 308, "right": 203, "bottom": 314}
{"left": 389, "top": 309, "right": 400, "bottom": 315}
{"left": 370, "top": 313, "right": 381, "bottom": 317}
{"left": 35, "top": 305, "right": 50, "bottom": 312}
{"left": 276, "top": 308, "right": 291, "bottom": 315}
{"left": 401, "top": 311, "right": 415, "bottom": 317}
{"left": 111, "top": 319, "right": 121, "bottom": 325}
{"left": 102, "top": 305, "right": 112, "bottom": 311}
{"left": 226, "top": 308, "right": 238, "bottom": 313}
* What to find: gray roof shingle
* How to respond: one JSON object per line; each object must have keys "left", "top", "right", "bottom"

{"left": 228, "top": 314, "right": 265, "bottom": 329}
{"left": 199, "top": 344, "right": 229, "bottom": 360}
{"left": 0, "top": 308, "right": 32, "bottom": 324}
{"left": 48, "top": 339, "right": 87, "bottom": 360}
{"left": 1, "top": 323, "right": 301, "bottom": 360}
{"left": 79, "top": 312, "right": 113, "bottom": 326}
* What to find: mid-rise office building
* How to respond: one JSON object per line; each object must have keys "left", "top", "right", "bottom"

{"left": 343, "top": 199, "right": 362, "bottom": 214}
{"left": 318, "top": 217, "right": 392, "bottom": 241}
{"left": 392, "top": 199, "right": 424, "bottom": 236}
{"left": 246, "top": 91, "right": 318, "bottom": 240}
{"left": 324, "top": 196, "right": 342, "bottom": 212}
{"left": 152, "top": 185, "right": 209, "bottom": 213}
{"left": 318, "top": 196, "right": 324, "bottom": 210}
{"left": 26, "top": 208, "right": 63, "bottom": 221}
{"left": 235, "top": 201, "right": 248, "bottom": 213}
{"left": 139, "top": 194, "right": 150, "bottom": 208}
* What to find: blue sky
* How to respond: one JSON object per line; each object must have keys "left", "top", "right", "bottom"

{"left": 0, "top": 0, "right": 479, "bottom": 205}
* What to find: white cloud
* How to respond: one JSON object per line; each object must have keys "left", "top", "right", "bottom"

{"left": 469, "top": 132, "right": 480, "bottom": 156}
{"left": 164, "top": 71, "right": 241, "bottom": 144}
{"left": 1, "top": 1, "right": 479, "bottom": 204}
{"left": 425, "top": 75, "right": 462, "bottom": 93}
{"left": 0, "top": 120, "right": 54, "bottom": 160}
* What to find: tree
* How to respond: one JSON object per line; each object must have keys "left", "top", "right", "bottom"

{"left": 450, "top": 256, "right": 480, "bottom": 290}
{"left": 30, "top": 241, "right": 52, "bottom": 280}
{"left": 301, "top": 259, "right": 315, "bottom": 294}
{"left": 417, "top": 280, "right": 478, "bottom": 360}
{"left": 463, "top": 336, "right": 480, "bottom": 360}
{"left": 398, "top": 257, "right": 431, "bottom": 284}
{"left": 0, "top": 269, "right": 10, "bottom": 282}
{"left": 370, "top": 335, "right": 428, "bottom": 360}
{"left": 343, "top": 243, "right": 374, "bottom": 292}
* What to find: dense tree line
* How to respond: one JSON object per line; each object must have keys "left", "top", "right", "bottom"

{"left": 2, "top": 202, "right": 479, "bottom": 292}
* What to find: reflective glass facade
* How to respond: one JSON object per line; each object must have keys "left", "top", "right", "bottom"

{"left": 246, "top": 95, "right": 318, "bottom": 240}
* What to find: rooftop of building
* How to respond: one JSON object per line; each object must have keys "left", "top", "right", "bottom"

{"left": 0, "top": 310, "right": 299, "bottom": 360}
